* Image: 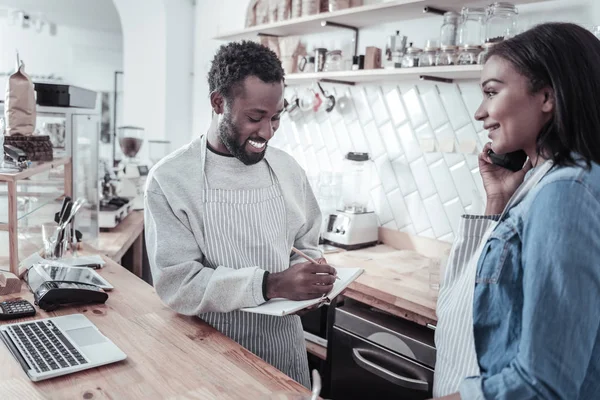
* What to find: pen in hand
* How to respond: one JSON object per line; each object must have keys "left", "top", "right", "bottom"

{"left": 291, "top": 247, "right": 340, "bottom": 280}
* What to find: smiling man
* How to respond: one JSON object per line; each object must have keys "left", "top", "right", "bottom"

{"left": 144, "top": 41, "right": 336, "bottom": 387}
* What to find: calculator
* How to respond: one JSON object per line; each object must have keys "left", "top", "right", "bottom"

{"left": 0, "top": 299, "right": 36, "bottom": 320}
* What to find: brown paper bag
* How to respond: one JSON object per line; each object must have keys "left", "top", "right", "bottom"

{"left": 5, "top": 61, "right": 36, "bottom": 136}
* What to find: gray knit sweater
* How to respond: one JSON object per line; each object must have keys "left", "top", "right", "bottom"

{"left": 144, "top": 136, "right": 323, "bottom": 316}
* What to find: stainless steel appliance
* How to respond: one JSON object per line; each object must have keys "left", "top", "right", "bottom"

{"left": 330, "top": 300, "right": 435, "bottom": 400}
{"left": 321, "top": 152, "right": 378, "bottom": 250}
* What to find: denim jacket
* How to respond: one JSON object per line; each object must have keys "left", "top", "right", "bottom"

{"left": 459, "top": 158, "right": 600, "bottom": 400}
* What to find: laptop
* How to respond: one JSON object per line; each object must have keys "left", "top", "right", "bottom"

{"left": 0, "top": 313, "right": 127, "bottom": 381}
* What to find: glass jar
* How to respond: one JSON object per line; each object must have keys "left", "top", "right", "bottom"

{"left": 440, "top": 11, "right": 459, "bottom": 47}
{"left": 324, "top": 50, "right": 343, "bottom": 71}
{"left": 401, "top": 45, "right": 422, "bottom": 68}
{"left": 328, "top": 0, "right": 350, "bottom": 12}
{"left": 485, "top": 2, "right": 518, "bottom": 43}
{"left": 458, "top": 7, "right": 486, "bottom": 46}
{"left": 436, "top": 45, "right": 458, "bottom": 66}
{"left": 419, "top": 47, "right": 439, "bottom": 67}
{"left": 457, "top": 45, "right": 482, "bottom": 65}
{"left": 477, "top": 41, "right": 497, "bottom": 64}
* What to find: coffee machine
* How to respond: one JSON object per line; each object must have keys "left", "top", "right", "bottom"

{"left": 321, "top": 152, "right": 379, "bottom": 250}
{"left": 99, "top": 159, "right": 132, "bottom": 229}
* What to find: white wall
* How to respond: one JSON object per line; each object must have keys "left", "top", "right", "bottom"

{"left": 165, "top": 0, "right": 195, "bottom": 152}
{"left": 192, "top": 0, "right": 597, "bottom": 242}
{"left": 112, "top": 0, "right": 194, "bottom": 161}
{"left": 112, "top": 0, "right": 166, "bottom": 156}
{"left": 0, "top": 17, "right": 123, "bottom": 92}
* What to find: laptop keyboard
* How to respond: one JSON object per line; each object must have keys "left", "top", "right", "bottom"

{"left": 7, "top": 320, "right": 87, "bottom": 373}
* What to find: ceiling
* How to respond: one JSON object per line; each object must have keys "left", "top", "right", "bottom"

{"left": 0, "top": 0, "right": 122, "bottom": 33}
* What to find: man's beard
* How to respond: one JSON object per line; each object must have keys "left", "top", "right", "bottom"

{"left": 218, "top": 113, "right": 267, "bottom": 165}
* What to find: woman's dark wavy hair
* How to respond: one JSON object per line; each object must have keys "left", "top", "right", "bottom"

{"left": 485, "top": 22, "right": 600, "bottom": 168}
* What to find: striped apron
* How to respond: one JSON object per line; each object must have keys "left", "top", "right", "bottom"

{"left": 197, "top": 135, "right": 310, "bottom": 388}
{"left": 433, "top": 160, "right": 553, "bottom": 396}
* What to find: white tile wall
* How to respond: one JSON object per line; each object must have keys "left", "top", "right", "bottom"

{"left": 275, "top": 81, "right": 493, "bottom": 242}
{"left": 385, "top": 88, "right": 407, "bottom": 126}
{"left": 404, "top": 191, "right": 432, "bottom": 233}
{"left": 420, "top": 88, "right": 448, "bottom": 130}
{"left": 379, "top": 121, "right": 403, "bottom": 160}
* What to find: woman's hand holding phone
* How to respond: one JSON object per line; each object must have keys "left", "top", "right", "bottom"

{"left": 479, "top": 143, "right": 533, "bottom": 215}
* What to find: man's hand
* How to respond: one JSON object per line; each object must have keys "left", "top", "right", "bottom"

{"left": 266, "top": 261, "right": 336, "bottom": 300}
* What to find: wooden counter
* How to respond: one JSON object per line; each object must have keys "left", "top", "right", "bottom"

{"left": 88, "top": 211, "right": 145, "bottom": 277}
{"left": 326, "top": 228, "right": 452, "bottom": 327}
{"left": 0, "top": 256, "right": 310, "bottom": 399}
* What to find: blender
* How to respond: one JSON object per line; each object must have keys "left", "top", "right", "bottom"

{"left": 321, "top": 152, "right": 379, "bottom": 250}
{"left": 115, "top": 126, "right": 149, "bottom": 210}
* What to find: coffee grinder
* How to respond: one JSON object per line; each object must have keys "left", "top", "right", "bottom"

{"left": 115, "top": 126, "right": 149, "bottom": 210}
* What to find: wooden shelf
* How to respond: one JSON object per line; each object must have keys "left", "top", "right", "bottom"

{"left": 0, "top": 157, "right": 71, "bottom": 182}
{"left": 285, "top": 64, "right": 482, "bottom": 85}
{"left": 213, "top": 0, "right": 546, "bottom": 41}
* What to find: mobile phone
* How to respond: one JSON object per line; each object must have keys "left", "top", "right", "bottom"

{"left": 487, "top": 150, "right": 528, "bottom": 172}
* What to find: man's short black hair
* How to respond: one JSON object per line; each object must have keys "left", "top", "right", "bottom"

{"left": 208, "top": 40, "right": 285, "bottom": 102}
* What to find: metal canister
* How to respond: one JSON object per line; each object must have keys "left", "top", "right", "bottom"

{"left": 314, "top": 48, "right": 328, "bottom": 72}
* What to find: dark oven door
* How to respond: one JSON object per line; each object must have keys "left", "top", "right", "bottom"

{"left": 330, "top": 325, "right": 433, "bottom": 400}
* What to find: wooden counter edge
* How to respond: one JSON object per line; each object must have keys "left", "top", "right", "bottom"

{"left": 342, "top": 288, "right": 436, "bottom": 327}
{"left": 305, "top": 340, "right": 327, "bottom": 360}
{"left": 91, "top": 211, "right": 145, "bottom": 261}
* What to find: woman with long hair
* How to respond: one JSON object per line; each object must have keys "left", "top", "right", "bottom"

{"left": 433, "top": 22, "right": 600, "bottom": 399}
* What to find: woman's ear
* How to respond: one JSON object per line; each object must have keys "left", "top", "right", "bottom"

{"left": 210, "top": 91, "right": 225, "bottom": 115}
{"left": 541, "top": 87, "right": 555, "bottom": 113}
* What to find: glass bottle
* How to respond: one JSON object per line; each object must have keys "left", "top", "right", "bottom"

{"left": 485, "top": 2, "right": 518, "bottom": 43}
{"left": 457, "top": 7, "right": 486, "bottom": 46}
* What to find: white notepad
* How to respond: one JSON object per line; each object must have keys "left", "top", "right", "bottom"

{"left": 241, "top": 267, "right": 364, "bottom": 317}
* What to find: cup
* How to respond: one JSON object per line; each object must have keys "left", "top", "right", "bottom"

{"left": 42, "top": 222, "right": 67, "bottom": 260}
{"left": 428, "top": 258, "right": 441, "bottom": 292}
{"left": 42, "top": 222, "right": 60, "bottom": 259}
{"left": 429, "top": 249, "right": 450, "bottom": 293}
